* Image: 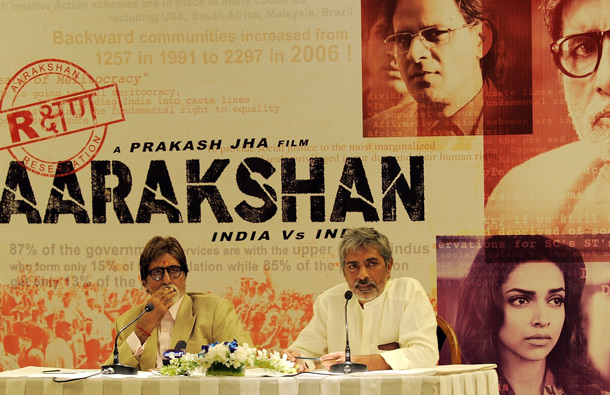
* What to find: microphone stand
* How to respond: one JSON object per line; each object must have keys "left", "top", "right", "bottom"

{"left": 330, "top": 291, "right": 368, "bottom": 374}
{"left": 101, "top": 303, "right": 154, "bottom": 375}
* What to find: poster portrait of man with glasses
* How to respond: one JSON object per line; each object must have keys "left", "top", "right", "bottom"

{"left": 486, "top": 0, "right": 610, "bottom": 236}
{"left": 104, "top": 236, "right": 252, "bottom": 371}
{"left": 363, "top": 0, "right": 532, "bottom": 137}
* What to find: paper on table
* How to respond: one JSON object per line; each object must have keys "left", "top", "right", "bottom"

{"left": 298, "top": 364, "right": 496, "bottom": 377}
{"left": 0, "top": 366, "right": 88, "bottom": 378}
{"left": 296, "top": 369, "right": 346, "bottom": 376}
{"left": 0, "top": 366, "right": 159, "bottom": 379}
{"left": 293, "top": 367, "right": 437, "bottom": 377}
{"left": 245, "top": 368, "right": 298, "bottom": 377}
{"left": 434, "top": 364, "right": 497, "bottom": 375}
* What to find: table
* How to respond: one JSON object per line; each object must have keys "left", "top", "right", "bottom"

{"left": 0, "top": 365, "right": 499, "bottom": 395}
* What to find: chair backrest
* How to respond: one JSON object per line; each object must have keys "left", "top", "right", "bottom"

{"left": 436, "top": 315, "right": 461, "bottom": 364}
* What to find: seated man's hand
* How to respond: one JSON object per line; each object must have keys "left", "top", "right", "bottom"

{"left": 320, "top": 351, "right": 345, "bottom": 371}
{"left": 148, "top": 285, "right": 179, "bottom": 316}
{"left": 282, "top": 349, "right": 309, "bottom": 372}
{"left": 135, "top": 287, "right": 178, "bottom": 343}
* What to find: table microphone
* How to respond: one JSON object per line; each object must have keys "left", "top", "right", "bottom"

{"left": 102, "top": 302, "right": 154, "bottom": 375}
{"left": 163, "top": 340, "right": 187, "bottom": 365}
{"left": 330, "top": 290, "right": 368, "bottom": 373}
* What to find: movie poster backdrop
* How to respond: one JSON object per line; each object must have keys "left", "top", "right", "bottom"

{"left": 0, "top": 0, "right": 606, "bottom": 386}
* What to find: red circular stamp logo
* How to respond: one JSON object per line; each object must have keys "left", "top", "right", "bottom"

{"left": 0, "top": 59, "right": 124, "bottom": 177}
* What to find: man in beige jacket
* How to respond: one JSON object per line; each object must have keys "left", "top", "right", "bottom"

{"left": 106, "top": 236, "right": 251, "bottom": 371}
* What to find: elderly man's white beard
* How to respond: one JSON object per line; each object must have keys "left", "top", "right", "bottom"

{"left": 566, "top": 92, "right": 610, "bottom": 161}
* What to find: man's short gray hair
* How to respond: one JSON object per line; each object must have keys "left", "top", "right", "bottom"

{"left": 338, "top": 227, "right": 393, "bottom": 271}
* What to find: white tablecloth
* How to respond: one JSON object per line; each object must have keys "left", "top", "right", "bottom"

{"left": 0, "top": 364, "right": 499, "bottom": 395}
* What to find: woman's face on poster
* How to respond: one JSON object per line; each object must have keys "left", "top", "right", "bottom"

{"left": 498, "top": 261, "right": 566, "bottom": 363}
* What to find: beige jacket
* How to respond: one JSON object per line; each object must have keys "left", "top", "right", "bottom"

{"left": 105, "top": 292, "right": 252, "bottom": 371}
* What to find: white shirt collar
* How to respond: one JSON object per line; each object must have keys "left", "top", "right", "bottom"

{"left": 168, "top": 294, "right": 185, "bottom": 321}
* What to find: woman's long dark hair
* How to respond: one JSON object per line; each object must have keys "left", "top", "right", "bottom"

{"left": 455, "top": 235, "right": 601, "bottom": 394}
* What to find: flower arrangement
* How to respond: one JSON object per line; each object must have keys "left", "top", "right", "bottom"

{"left": 159, "top": 340, "right": 297, "bottom": 376}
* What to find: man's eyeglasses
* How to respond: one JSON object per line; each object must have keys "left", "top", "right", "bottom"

{"left": 550, "top": 30, "right": 610, "bottom": 78}
{"left": 148, "top": 266, "right": 183, "bottom": 281}
{"left": 384, "top": 22, "right": 478, "bottom": 55}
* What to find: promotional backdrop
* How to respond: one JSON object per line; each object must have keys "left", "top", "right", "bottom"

{"left": 0, "top": 1, "right": 608, "bottom": 388}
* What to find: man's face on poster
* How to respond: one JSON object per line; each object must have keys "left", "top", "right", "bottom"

{"left": 363, "top": 16, "right": 407, "bottom": 95}
{"left": 391, "top": 0, "right": 484, "bottom": 115}
{"left": 560, "top": 0, "right": 610, "bottom": 160}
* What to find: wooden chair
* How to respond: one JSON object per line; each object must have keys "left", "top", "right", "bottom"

{"left": 436, "top": 315, "right": 461, "bottom": 364}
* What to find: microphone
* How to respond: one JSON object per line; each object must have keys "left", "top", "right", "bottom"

{"left": 163, "top": 340, "right": 187, "bottom": 366}
{"left": 330, "top": 290, "right": 367, "bottom": 373}
{"left": 102, "top": 302, "right": 154, "bottom": 375}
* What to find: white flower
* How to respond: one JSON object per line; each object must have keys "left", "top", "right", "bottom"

{"left": 159, "top": 342, "right": 297, "bottom": 376}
